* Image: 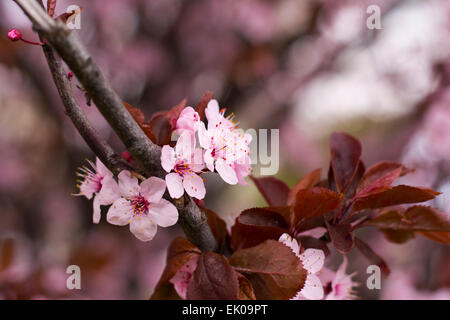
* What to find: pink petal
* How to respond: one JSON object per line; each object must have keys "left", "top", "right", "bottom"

{"left": 165, "top": 172, "right": 184, "bottom": 199}
{"left": 95, "top": 157, "right": 113, "bottom": 177}
{"left": 96, "top": 175, "right": 120, "bottom": 205}
{"left": 170, "top": 256, "right": 199, "bottom": 299}
{"left": 175, "top": 131, "right": 194, "bottom": 161}
{"left": 183, "top": 173, "right": 206, "bottom": 200}
{"left": 215, "top": 158, "right": 238, "bottom": 185}
{"left": 204, "top": 149, "right": 215, "bottom": 172}
{"left": 140, "top": 177, "right": 166, "bottom": 203}
{"left": 300, "top": 274, "right": 324, "bottom": 300}
{"left": 190, "top": 148, "right": 205, "bottom": 173}
{"left": 205, "top": 99, "right": 220, "bottom": 127}
{"left": 278, "top": 233, "right": 300, "bottom": 256}
{"left": 148, "top": 199, "right": 179, "bottom": 227}
{"left": 129, "top": 216, "right": 157, "bottom": 241}
{"left": 92, "top": 196, "right": 101, "bottom": 224}
{"left": 118, "top": 170, "right": 139, "bottom": 198}
{"left": 197, "top": 122, "right": 212, "bottom": 149}
{"left": 161, "top": 145, "right": 176, "bottom": 173}
{"left": 107, "top": 198, "right": 133, "bottom": 226}
{"left": 300, "top": 249, "right": 325, "bottom": 274}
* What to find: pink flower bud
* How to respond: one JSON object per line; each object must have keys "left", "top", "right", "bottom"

{"left": 8, "top": 29, "right": 22, "bottom": 42}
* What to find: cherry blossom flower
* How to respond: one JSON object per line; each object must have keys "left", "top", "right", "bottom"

{"left": 278, "top": 233, "right": 325, "bottom": 300}
{"left": 161, "top": 131, "right": 205, "bottom": 199}
{"left": 75, "top": 158, "right": 120, "bottom": 224}
{"left": 175, "top": 106, "right": 200, "bottom": 134}
{"left": 106, "top": 170, "right": 178, "bottom": 241}
{"left": 169, "top": 256, "right": 199, "bottom": 299}
{"left": 321, "top": 257, "right": 358, "bottom": 300}
{"left": 198, "top": 99, "right": 252, "bottom": 185}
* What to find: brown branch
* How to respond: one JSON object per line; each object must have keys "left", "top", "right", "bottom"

{"left": 13, "top": 0, "right": 218, "bottom": 252}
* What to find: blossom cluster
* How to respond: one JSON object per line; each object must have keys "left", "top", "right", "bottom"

{"left": 75, "top": 100, "right": 252, "bottom": 241}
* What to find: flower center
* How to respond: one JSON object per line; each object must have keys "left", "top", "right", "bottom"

{"left": 174, "top": 161, "right": 192, "bottom": 177}
{"left": 131, "top": 195, "right": 150, "bottom": 216}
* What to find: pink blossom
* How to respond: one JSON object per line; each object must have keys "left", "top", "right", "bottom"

{"left": 279, "top": 233, "right": 325, "bottom": 300}
{"left": 106, "top": 170, "right": 178, "bottom": 241}
{"left": 169, "top": 256, "right": 199, "bottom": 299}
{"left": 76, "top": 158, "right": 120, "bottom": 224}
{"left": 175, "top": 106, "right": 200, "bottom": 134}
{"left": 161, "top": 131, "right": 205, "bottom": 200}
{"left": 321, "top": 257, "right": 358, "bottom": 300}
{"left": 198, "top": 99, "right": 252, "bottom": 185}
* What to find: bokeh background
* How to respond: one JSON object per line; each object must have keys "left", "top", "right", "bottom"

{"left": 1, "top": 0, "right": 450, "bottom": 299}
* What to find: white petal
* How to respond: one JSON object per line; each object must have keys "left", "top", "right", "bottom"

{"left": 129, "top": 216, "right": 157, "bottom": 241}
{"left": 300, "top": 249, "right": 325, "bottom": 274}
{"left": 301, "top": 274, "right": 324, "bottom": 300}
{"left": 118, "top": 170, "right": 139, "bottom": 198}
{"left": 215, "top": 158, "right": 238, "bottom": 185}
{"left": 165, "top": 173, "right": 184, "bottom": 199}
{"left": 140, "top": 176, "right": 166, "bottom": 203}
{"left": 161, "top": 145, "right": 176, "bottom": 173}
{"left": 106, "top": 198, "right": 133, "bottom": 226}
{"left": 148, "top": 199, "right": 179, "bottom": 227}
{"left": 278, "top": 233, "right": 300, "bottom": 256}
{"left": 183, "top": 173, "right": 206, "bottom": 200}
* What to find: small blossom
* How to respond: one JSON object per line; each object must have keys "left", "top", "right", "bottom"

{"left": 161, "top": 131, "right": 205, "bottom": 200}
{"left": 279, "top": 233, "right": 325, "bottom": 300}
{"left": 107, "top": 171, "right": 178, "bottom": 242}
{"left": 175, "top": 106, "right": 200, "bottom": 135}
{"left": 169, "top": 256, "right": 199, "bottom": 299}
{"left": 322, "top": 257, "right": 358, "bottom": 300}
{"left": 198, "top": 99, "right": 252, "bottom": 185}
{"left": 7, "top": 29, "right": 21, "bottom": 42}
{"left": 75, "top": 158, "right": 120, "bottom": 224}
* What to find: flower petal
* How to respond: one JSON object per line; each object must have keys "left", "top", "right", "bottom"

{"left": 165, "top": 172, "right": 184, "bottom": 199}
{"left": 118, "top": 170, "right": 139, "bottom": 198}
{"left": 300, "top": 249, "right": 325, "bottom": 274}
{"left": 301, "top": 274, "right": 324, "bottom": 300}
{"left": 96, "top": 175, "right": 120, "bottom": 205}
{"left": 140, "top": 177, "right": 166, "bottom": 203}
{"left": 129, "top": 216, "right": 157, "bottom": 241}
{"left": 215, "top": 158, "right": 238, "bottom": 185}
{"left": 161, "top": 145, "right": 176, "bottom": 173}
{"left": 107, "top": 198, "right": 133, "bottom": 226}
{"left": 95, "top": 157, "right": 113, "bottom": 177}
{"left": 278, "top": 233, "right": 300, "bottom": 256}
{"left": 183, "top": 173, "right": 206, "bottom": 200}
{"left": 148, "top": 199, "right": 179, "bottom": 227}
{"left": 92, "top": 196, "right": 101, "bottom": 224}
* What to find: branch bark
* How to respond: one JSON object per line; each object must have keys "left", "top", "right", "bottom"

{"left": 14, "top": 0, "right": 218, "bottom": 252}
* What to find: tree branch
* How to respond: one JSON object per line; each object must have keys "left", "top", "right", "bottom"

{"left": 13, "top": 0, "right": 218, "bottom": 252}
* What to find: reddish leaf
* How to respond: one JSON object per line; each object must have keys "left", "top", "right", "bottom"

{"left": 354, "top": 237, "right": 390, "bottom": 275}
{"left": 186, "top": 252, "right": 239, "bottom": 300}
{"left": 287, "top": 168, "right": 322, "bottom": 206}
{"left": 354, "top": 167, "right": 402, "bottom": 199}
{"left": 329, "top": 132, "right": 362, "bottom": 193}
{"left": 367, "top": 206, "right": 450, "bottom": 232}
{"left": 167, "top": 98, "right": 187, "bottom": 128}
{"left": 250, "top": 176, "right": 290, "bottom": 207}
{"left": 345, "top": 161, "right": 365, "bottom": 199}
{"left": 353, "top": 185, "right": 440, "bottom": 211}
{"left": 236, "top": 272, "right": 256, "bottom": 300}
{"left": 229, "top": 240, "right": 307, "bottom": 300}
{"left": 148, "top": 113, "right": 172, "bottom": 145}
{"left": 291, "top": 187, "right": 343, "bottom": 227}
{"left": 47, "top": 0, "right": 57, "bottom": 17}
{"left": 231, "top": 208, "right": 289, "bottom": 251}
{"left": 124, "top": 102, "right": 157, "bottom": 144}
{"left": 202, "top": 207, "right": 229, "bottom": 252}
{"left": 326, "top": 221, "right": 354, "bottom": 254}
{"left": 195, "top": 91, "right": 214, "bottom": 121}
{"left": 150, "top": 282, "right": 181, "bottom": 300}
{"left": 154, "top": 237, "right": 201, "bottom": 290}
{"left": 296, "top": 236, "right": 330, "bottom": 256}
{"left": 380, "top": 228, "right": 415, "bottom": 244}
{"left": 419, "top": 231, "right": 450, "bottom": 244}
{"left": 357, "top": 162, "right": 410, "bottom": 193}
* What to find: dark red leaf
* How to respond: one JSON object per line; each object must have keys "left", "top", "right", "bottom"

{"left": 229, "top": 240, "right": 307, "bottom": 300}
{"left": 296, "top": 236, "right": 330, "bottom": 256}
{"left": 231, "top": 208, "right": 289, "bottom": 251}
{"left": 150, "top": 282, "right": 181, "bottom": 300}
{"left": 250, "top": 176, "right": 290, "bottom": 207}
{"left": 419, "top": 231, "right": 450, "bottom": 244}
{"left": 329, "top": 132, "right": 362, "bottom": 194}
{"left": 154, "top": 237, "right": 201, "bottom": 290}
{"left": 236, "top": 272, "right": 256, "bottom": 300}
{"left": 202, "top": 207, "right": 229, "bottom": 252}
{"left": 287, "top": 168, "right": 322, "bottom": 206}
{"left": 354, "top": 237, "right": 390, "bottom": 275}
{"left": 186, "top": 252, "right": 239, "bottom": 300}
{"left": 380, "top": 229, "right": 415, "bottom": 244}
{"left": 124, "top": 102, "right": 157, "bottom": 144}
{"left": 353, "top": 185, "right": 440, "bottom": 211}
{"left": 195, "top": 91, "right": 214, "bottom": 122}
{"left": 291, "top": 187, "right": 342, "bottom": 227}
{"left": 357, "top": 161, "right": 410, "bottom": 193}
{"left": 345, "top": 161, "right": 365, "bottom": 199}
{"left": 325, "top": 221, "right": 354, "bottom": 254}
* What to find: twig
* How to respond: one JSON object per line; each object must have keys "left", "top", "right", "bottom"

{"left": 14, "top": 0, "right": 218, "bottom": 252}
